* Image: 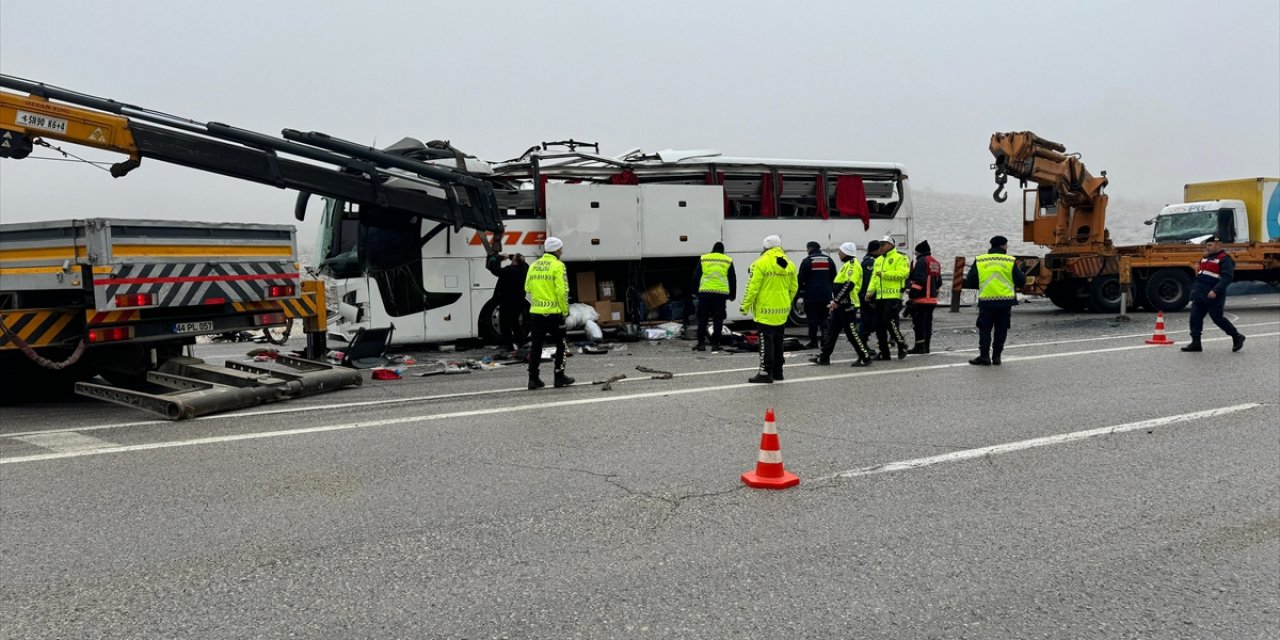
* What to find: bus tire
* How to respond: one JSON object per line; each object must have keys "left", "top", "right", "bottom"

{"left": 1145, "top": 269, "right": 1193, "bottom": 312}
{"left": 788, "top": 295, "right": 808, "bottom": 327}
{"left": 478, "top": 298, "right": 502, "bottom": 344}
{"left": 1088, "top": 275, "right": 1122, "bottom": 314}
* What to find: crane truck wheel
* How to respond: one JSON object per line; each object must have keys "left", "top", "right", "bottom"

{"left": 477, "top": 298, "right": 503, "bottom": 345}
{"left": 1144, "top": 269, "right": 1193, "bottom": 312}
{"left": 1046, "top": 280, "right": 1088, "bottom": 311}
{"left": 1088, "top": 275, "right": 1123, "bottom": 314}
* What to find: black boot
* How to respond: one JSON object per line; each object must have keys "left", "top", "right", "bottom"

{"left": 969, "top": 353, "right": 991, "bottom": 366}
{"left": 897, "top": 341, "right": 909, "bottom": 360}
{"left": 908, "top": 340, "right": 928, "bottom": 354}
{"left": 772, "top": 368, "right": 784, "bottom": 381}
{"left": 875, "top": 344, "right": 891, "bottom": 361}
{"left": 1232, "top": 334, "right": 1246, "bottom": 352}
{"left": 747, "top": 372, "right": 773, "bottom": 384}
{"left": 1180, "top": 337, "right": 1202, "bottom": 352}
{"left": 710, "top": 338, "right": 721, "bottom": 352}
{"left": 992, "top": 350, "right": 1002, "bottom": 366}
{"left": 528, "top": 375, "right": 546, "bottom": 390}
{"left": 851, "top": 356, "right": 871, "bottom": 367}
{"left": 553, "top": 373, "right": 575, "bottom": 388}
{"left": 692, "top": 342, "right": 706, "bottom": 352}
{"left": 809, "top": 355, "right": 831, "bottom": 365}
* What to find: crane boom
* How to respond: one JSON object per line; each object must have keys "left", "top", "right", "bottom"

{"left": 988, "top": 130, "right": 1110, "bottom": 250}
{"left": 0, "top": 74, "right": 505, "bottom": 235}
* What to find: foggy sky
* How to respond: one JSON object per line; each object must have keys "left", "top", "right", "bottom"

{"left": 1, "top": 0, "right": 1277, "bottom": 231}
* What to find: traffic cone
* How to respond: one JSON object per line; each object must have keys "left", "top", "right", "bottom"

{"left": 1144, "top": 311, "right": 1176, "bottom": 345}
{"left": 741, "top": 408, "right": 800, "bottom": 489}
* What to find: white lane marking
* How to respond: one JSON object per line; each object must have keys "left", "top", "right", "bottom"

{"left": 816, "top": 403, "right": 1263, "bottom": 481}
{"left": 3, "top": 335, "right": 1277, "bottom": 465}
{"left": 3, "top": 324, "right": 1278, "bottom": 440}
{"left": 13, "top": 432, "right": 115, "bottom": 454}
{"left": 946, "top": 319, "right": 1278, "bottom": 353}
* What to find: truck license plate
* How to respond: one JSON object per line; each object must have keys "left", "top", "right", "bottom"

{"left": 173, "top": 321, "right": 215, "bottom": 334}
{"left": 15, "top": 110, "right": 69, "bottom": 134}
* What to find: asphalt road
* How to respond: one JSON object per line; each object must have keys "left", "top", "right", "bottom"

{"left": 2, "top": 296, "right": 1278, "bottom": 640}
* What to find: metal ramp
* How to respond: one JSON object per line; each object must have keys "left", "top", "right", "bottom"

{"left": 74, "top": 355, "right": 362, "bottom": 420}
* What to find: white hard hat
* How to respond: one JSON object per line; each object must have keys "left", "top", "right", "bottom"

{"left": 544, "top": 237, "right": 564, "bottom": 252}
{"left": 839, "top": 242, "right": 858, "bottom": 256}
{"left": 762, "top": 235, "right": 782, "bottom": 249}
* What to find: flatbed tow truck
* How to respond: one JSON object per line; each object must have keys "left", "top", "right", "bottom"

{"left": 0, "top": 74, "right": 506, "bottom": 418}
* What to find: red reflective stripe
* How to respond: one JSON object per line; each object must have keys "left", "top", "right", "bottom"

{"left": 94, "top": 273, "right": 301, "bottom": 286}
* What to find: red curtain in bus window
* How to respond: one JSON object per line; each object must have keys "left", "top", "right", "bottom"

{"left": 759, "top": 173, "right": 778, "bottom": 217}
{"left": 609, "top": 169, "right": 639, "bottom": 185}
{"left": 816, "top": 176, "right": 831, "bottom": 220}
{"left": 706, "top": 171, "right": 730, "bottom": 217}
{"left": 835, "top": 175, "right": 870, "bottom": 230}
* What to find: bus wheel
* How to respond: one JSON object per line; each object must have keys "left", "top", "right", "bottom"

{"left": 1145, "top": 269, "right": 1192, "bottom": 312}
{"left": 788, "top": 295, "right": 808, "bottom": 327}
{"left": 478, "top": 298, "right": 502, "bottom": 344}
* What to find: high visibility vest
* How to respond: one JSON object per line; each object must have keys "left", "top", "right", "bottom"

{"left": 975, "top": 253, "right": 1017, "bottom": 301}
{"left": 833, "top": 258, "right": 863, "bottom": 308}
{"left": 910, "top": 255, "right": 942, "bottom": 304}
{"left": 525, "top": 253, "right": 569, "bottom": 315}
{"left": 698, "top": 252, "right": 733, "bottom": 294}
{"left": 741, "top": 247, "right": 798, "bottom": 326}
{"left": 869, "top": 250, "right": 909, "bottom": 300}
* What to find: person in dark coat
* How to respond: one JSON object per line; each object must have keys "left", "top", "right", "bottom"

{"left": 486, "top": 252, "right": 530, "bottom": 352}
{"left": 796, "top": 241, "right": 837, "bottom": 348}
{"left": 906, "top": 240, "right": 943, "bottom": 353}
{"left": 1181, "top": 235, "right": 1245, "bottom": 353}
{"left": 856, "top": 240, "right": 881, "bottom": 348}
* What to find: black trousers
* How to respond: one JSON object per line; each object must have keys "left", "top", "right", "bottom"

{"left": 498, "top": 299, "right": 529, "bottom": 350}
{"left": 756, "top": 322, "right": 786, "bottom": 376}
{"left": 820, "top": 305, "right": 870, "bottom": 360}
{"left": 1188, "top": 298, "right": 1238, "bottom": 338}
{"left": 976, "top": 306, "right": 1012, "bottom": 356}
{"left": 804, "top": 300, "right": 830, "bottom": 342}
{"left": 527, "top": 313, "right": 567, "bottom": 377}
{"left": 874, "top": 299, "right": 907, "bottom": 350}
{"left": 858, "top": 298, "right": 877, "bottom": 344}
{"left": 911, "top": 302, "right": 936, "bottom": 343}
{"left": 696, "top": 293, "right": 729, "bottom": 344}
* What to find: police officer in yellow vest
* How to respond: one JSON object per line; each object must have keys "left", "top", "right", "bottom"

{"left": 810, "top": 242, "right": 873, "bottom": 367}
{"left": 740, "top": 234, "right": 798, "bottom": 384}
{"left": 691, "top": 241, "right": 737, "bottom": 352}
{"left": 864, "top": 236, "right": 911, "bottom": 360}
{"left": 524, "top": 237, "right": 574, "bottom": 389}
{"left": 963, "top": 235, "right": 1026, "bottom": 366}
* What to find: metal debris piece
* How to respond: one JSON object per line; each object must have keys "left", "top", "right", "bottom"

{"left": 636, "top": 366, "right": 673, "bottom": 380}
{"left": 592, "top": 373, "right": 627, "bottom": 391}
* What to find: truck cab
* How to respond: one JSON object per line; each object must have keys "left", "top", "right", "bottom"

{"left": 1150, "top": 199, "right": 1250, "bottom": 244}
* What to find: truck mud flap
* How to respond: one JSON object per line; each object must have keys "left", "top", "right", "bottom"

{"left": 73, "top": 355, "right": 362, "bottom": 420}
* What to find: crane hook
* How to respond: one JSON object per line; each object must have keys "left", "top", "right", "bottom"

{"left": 992, "top": 169, "right": 1008, "bottom": 203}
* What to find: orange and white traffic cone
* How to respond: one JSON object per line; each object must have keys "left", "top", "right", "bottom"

{"left": 741, "top": 408, "right": 800, "bottom": 489}
{"left": 1144, "top": 311, "right": 1176, "bottom": 345}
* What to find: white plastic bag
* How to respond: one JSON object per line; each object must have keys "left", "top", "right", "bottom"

{"left": 565, "top": 303, "right": 599, "bottom": 330}
{"left": 642, "top": 328, "right": 668, "bottom": 340}
{"left": 584, "top": 320, "right": 603, "bottom": 341}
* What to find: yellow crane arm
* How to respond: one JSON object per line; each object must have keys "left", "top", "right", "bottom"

{"left": 0, "top": 91, "right": 140, "bottom": 174}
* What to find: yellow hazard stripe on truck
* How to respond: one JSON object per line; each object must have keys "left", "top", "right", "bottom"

{"left": 233, "top": 281, "right": 325, "bottom": 332}
{"left": 0, "top": 308, "right": 81, "bottom": 350}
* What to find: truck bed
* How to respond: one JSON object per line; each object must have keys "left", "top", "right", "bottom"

{"left": 0, "top": 218, "right": 300, "bottom": 311}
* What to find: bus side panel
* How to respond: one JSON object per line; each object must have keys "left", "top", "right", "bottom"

{"left": 639, "top": 184, "right": 723, "bottom": 257}
{"left": 546, "top": 184, "right": 641, "bottom": 261}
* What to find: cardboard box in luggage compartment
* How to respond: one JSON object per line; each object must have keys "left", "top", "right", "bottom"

{"left": 597, "top": 280, "right": 616, "bottom": 301}
{"left": 640, "top": 284, "right": 669, "bottom": 310}
{"left": 575, "top": 272, "right": 598, "bottom": 303}
{"left": 592, "top": 301, "right": 626, "bottom": 323}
